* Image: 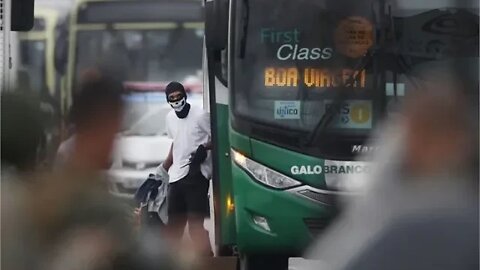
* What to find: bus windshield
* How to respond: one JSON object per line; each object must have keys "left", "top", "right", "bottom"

{"left": 231, "top": 0, "right": 478, "bottom": 159}
{"left": 75, "top": 26, "right": 204, "bottom": 86}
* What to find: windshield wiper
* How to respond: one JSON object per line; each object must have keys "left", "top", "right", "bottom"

{"left": 302, "top": 48, "right": 376, "bottom": 147}
{"left": 303, "top": 0, "right": 395, "bottom": 147}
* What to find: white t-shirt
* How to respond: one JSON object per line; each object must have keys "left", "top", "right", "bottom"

{"left": 166, "top": 105, "right": 212, "bottom": 183}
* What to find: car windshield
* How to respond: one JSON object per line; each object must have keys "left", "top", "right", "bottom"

{"left": 75, "top": 25, "right": 204, "bottom": 85}
{"left": 121, "top": 92, "right": 201, "bottom": 136}
{"left": 121, "top": 92, "right": 169, "bottom": 136}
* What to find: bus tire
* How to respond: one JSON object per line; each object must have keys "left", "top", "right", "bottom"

{"left": 238, "top": 254, "right": 288, "bottom": 270}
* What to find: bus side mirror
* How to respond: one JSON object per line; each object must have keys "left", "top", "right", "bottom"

{"left": 205, "top": 0, "right": 229, "bottom": 50}
{"left": 11, "top": 0, "right": 35, "bottom": 31}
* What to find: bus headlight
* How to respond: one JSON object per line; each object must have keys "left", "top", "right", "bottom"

{"left": 232, "top": 149, "right": 301, "bottom": 189}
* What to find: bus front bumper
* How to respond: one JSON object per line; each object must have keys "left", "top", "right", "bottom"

{"left": 232, "top": 165, "right": 337, "bottom": 256}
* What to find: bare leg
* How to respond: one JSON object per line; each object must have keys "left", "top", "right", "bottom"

{"left": 188, "top": 214, "right": 213, "bottom": 256}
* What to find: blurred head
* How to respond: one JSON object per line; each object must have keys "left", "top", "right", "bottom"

{"left": 402, "top": 72, "right": 476, "bottom": 178}
{"left": 70, "top": 73, "right": 124, "bottom": 170}
{"left": 1, "top": 92, "right": 45, "bottom": 173}
{"left": 97, "top": 45, "right": 130, "bottom": 83}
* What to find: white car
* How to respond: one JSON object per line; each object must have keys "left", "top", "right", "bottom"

{"left": 108, "top": 94, "right": 172, "bottom": 198}
{"left": 109, "top": 135, "right": 172, "bottom": 198}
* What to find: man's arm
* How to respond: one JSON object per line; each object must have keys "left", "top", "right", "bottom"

{"left": 162, "top": 144, "right": 173, "bottom": 170}
{"left": 203, "top": 141, "right": 212, "bottom": 151}
{"left": 200, "top": 112, "right": 212, "bottom": 151}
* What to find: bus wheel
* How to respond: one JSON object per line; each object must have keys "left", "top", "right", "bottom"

{"left": 238, "top": 254, "right": 288, "bottom": 270}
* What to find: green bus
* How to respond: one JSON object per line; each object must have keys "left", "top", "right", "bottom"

{"left": 204, "top": 0, "right": 478, "bottom": 269}
{"left": 58, "top": 0, "right": 204, "bottom": 112}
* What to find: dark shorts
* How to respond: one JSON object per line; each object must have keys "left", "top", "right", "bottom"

{"left": 168, "top": 171, "right": 210, "bottom": 218}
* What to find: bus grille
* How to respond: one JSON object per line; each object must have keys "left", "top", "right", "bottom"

{"left": 297, "top": 190, "right": 335, "bottom": 205}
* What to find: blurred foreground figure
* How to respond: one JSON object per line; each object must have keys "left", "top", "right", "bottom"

{"left": 3, "top": 74, "right": 181, "bottom": 270}
{"left": 54, "top": 69, "right": 103, "bottom": 168}
{"left": 1, "top": 92, "right": 45, "bottom": 174}
{"left": 304, "top": 65, "right": 478, "bottom": 270}
{"left": 53, "top": 109, "right": 76, "bottom": 169}
{"left": 1, "top": 92, "right": 46, "bottom": 270}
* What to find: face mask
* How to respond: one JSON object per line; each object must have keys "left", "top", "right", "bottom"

{"left": 168, "top": 97, "right": 186, "bottom": 112}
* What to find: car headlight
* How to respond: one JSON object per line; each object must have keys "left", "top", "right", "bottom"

{"left": 232, "top": 149, "right": 301, "bottom": 189}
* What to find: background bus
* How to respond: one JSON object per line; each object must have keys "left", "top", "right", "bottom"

{"left": 57, "top": 0, "right": 205, "bottom": 196}
{"left": 18, "top": 8, "right": 59, "bottom": 101}
{"left": 204, "top": 0, "right": 479, "bottom": 269}
{"left": 18, "top": 7, "right": 62, "bottom": 166}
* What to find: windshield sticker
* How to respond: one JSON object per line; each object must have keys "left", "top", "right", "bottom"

{"left": 274, "top": 101, "right": 301, "bottom": 119}
{"left": 385, "top": 83, "right": 405, "bottom": 96}
{"left": 324, "top": 100, "right": 372, "bottom": 129}
{"left": 334, "top": 16, "right": 374, "bottom": 58}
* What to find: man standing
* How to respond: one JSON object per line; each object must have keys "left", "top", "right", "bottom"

{"left": 162, "top": 81, "right": 213, "bottom": 256}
